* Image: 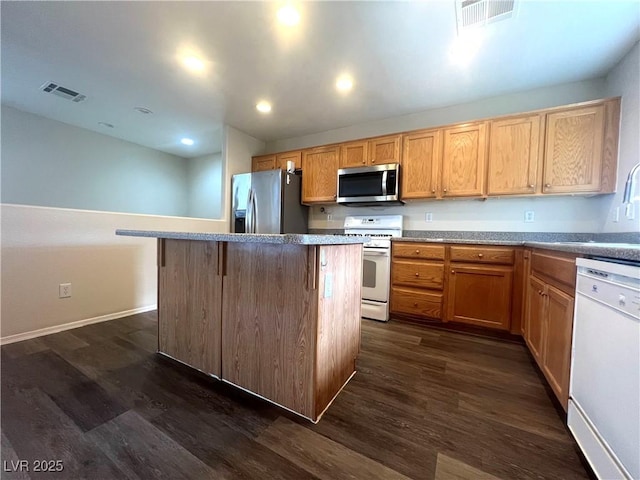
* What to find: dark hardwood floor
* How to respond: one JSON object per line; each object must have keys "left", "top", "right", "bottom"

{"left": 1, "top": 312, "right": 590, "bottom": 479}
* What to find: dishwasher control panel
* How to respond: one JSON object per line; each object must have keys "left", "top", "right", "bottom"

{"left": 576, "top": 259, "right": 640, "bottom": 318}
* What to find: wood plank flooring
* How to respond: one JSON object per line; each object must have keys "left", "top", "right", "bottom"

{"left": 1, "top": 312, "right": 590, "bottom": 479}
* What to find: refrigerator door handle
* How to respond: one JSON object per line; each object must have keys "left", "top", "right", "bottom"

{"left": 246, "top": 189, "right": 254, "bottom": 233}
{"left": 251, "top": 189, "right": 258, "bottom": 233}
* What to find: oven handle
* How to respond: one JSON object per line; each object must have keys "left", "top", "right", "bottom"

{"left": 363, "top": 249, "right": 389, "bottom": 257}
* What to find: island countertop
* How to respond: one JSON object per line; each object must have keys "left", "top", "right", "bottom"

{"left": 116, "top": 230, "right": 368, "bottom": 245}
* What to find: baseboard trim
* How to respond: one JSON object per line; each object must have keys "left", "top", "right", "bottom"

{"left": 0, "top": 305, "right": 157, "bottom": 345}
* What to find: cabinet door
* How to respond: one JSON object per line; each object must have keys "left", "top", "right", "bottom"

{"left": 524, "top": 276, "right": 546, "bottom": 363}
{"left": 301, "top": 146, "right": 340, "bottom": 203}
{"left": 158, "top": 239, "right": 222, "bottom": 376}
{"left": 488, "top": 115, "right": 542, "bottom": 195}
{"left": 369, "top": 134, "right": 401, "bottom": 165}
{"left": 340, "top": 140, "right": 368, "bottom": 168}
{"left": 543, "top": 105, "right": 605, "bottom": 193}
{"left": 441, "top": 122, "right": 487, "bottom": 197}
{"left": 221, "top": 243, "right": 316, "bottom": 418}
{"left": 276, "top": 151, "right": 302, "bottom": 171}
{"left": 541, "top": 285, "right": 574, "bottom": 409}
{"left": 252, "top": 154, "right": 276, "bottom": 172}
{"left": 401, "top": 129, "right": 441, "bottom": 199}
{"left": 446, "top": 264, "right": 513, "bottom": 330}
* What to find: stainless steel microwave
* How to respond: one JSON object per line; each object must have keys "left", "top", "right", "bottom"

{"left": 337, "top": 163, "right": 403, "bottom": 206}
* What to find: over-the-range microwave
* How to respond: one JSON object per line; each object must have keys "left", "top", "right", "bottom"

{"left": 337, "top": 163, "right": 404, "bottom": 207}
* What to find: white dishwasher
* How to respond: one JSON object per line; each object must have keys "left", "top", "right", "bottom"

{"left": 568, "top": 257, "right": 640, "bottom": 480}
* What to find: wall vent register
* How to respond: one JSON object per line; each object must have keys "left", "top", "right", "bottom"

{"left": 456, "top": 0, "right": 516, "bottom": 31}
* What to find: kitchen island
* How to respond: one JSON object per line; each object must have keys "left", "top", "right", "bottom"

{"left": 116, "top": 230, "right": 366, "bottom": 422}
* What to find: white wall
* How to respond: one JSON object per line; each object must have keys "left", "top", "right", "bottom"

{"left": 0, "top": 204, "right": 228, "bottom": 341}
{"left": 601, "top": 41, "right": 640, "bottom": 233}
{"left": 187, "top": 152, "right": 223, "bottom": 219}
{"left": 1, "top": 106, "right": 191, "bottom": 217}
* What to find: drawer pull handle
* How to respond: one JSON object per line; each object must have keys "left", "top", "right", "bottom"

{"left": 415, "top": 249, "right": 420, "bottom": 254}
{"left": 415, "top": 272, "right": 420, "bottom": 277}
{"left": 451, "top": 270, "right": 455, "bottom": 274}
{"left": 478, "top": 253, "right": 484, "bottom": 258}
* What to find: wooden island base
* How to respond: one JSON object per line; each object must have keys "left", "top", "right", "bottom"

{"left": 154, "top": 236, "right": 363, "bottom": 423}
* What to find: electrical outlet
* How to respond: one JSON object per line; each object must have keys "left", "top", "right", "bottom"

{"left": 425, "top": 212, "right": 433, "bottom": 222}
{"left": 59, "top": 283, "right": 72, "bottom": 298}
{"left": 625, "top": 203, "right": 635, "bottom": 220}
{"left": 524, "top": 211, "right": 535, "bottom": 223}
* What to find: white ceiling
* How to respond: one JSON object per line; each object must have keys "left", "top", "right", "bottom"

{"left": 1, "top": 1, "right": 639, "bottom": 158}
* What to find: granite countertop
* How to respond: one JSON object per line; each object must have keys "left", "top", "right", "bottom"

{"left": 394, "top": 237, "right": 640, "bottom": 262}
{"left": 116, "top": 230, "right": 368, "bottom": 245}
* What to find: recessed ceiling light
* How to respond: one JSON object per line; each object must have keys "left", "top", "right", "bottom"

{"left": 336, "top": 75, "right": 354, "bottom": 92}
{"left": 181, "top": 138, "right": 195, "bottom": 146}
{"left": 256, "top": 101, "right": 272, "bottom": 113}
{"left": 277, "top": 4, "right": 300, "bottom": 26}
{"left": 182, "top": 56, "right": 205, "bottom": 72}
{"left": 98, "top": 122, "right": 114, "bottom": 128}
{"left": 134, "top": 106, "right": 153, "bottom": 115}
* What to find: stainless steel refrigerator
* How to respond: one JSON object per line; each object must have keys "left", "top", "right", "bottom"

{"left": 231, "top": 169, "right": 308, "bottom": 233}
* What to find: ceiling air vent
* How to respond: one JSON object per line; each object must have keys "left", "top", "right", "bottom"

{"left": 40, "top": 82, "right": 87, "bottom": 103}
{"left": 456, "top": 0, "right": 515, "bottom": 32}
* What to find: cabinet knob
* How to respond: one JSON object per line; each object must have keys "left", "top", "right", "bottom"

{"left": 432, "top": 189, "right": 436, "bottom": 194}
{"left": 415, "top": 272, "right": 420, "bottom": 277}
{"left": 538, "top": 290, "right": 543, "bottom": 295}
{"left": 544, "top": 183, "right": 551, "bottom": 188}
{"left": 415, "top": 249, "right": 420, "bottom": 254}
{"left": 451, "top": 270, "right": 455, "bottom": 274}
{"left": 372, "top": 159, "right": 376, "bottom": 164}
{"left": 528, "top": 184, "right": 535, "bottom": 188}
{"left": 478, "top": 253, "right": 484, "bottom": 258}
{"left": 443, "top": 188, "right": 448, "bottom": 193}
{"left": 413, "top": 302, "right": 418, "bottom": 307}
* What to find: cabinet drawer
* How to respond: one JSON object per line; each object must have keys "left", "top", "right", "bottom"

{"left": 393, "top": 243, "right": 445, "bottom": 260}
{"left": 391, "top": 287, "right": 442, "bottom": 319}
{"left": 392, "top": 260, "right": 444, "bottom": 289}
{"left": 531, "top": 251, "right": 576, "bottom": 292}
{"left": 450, "top": 246, "right": 515, "bottom": 265}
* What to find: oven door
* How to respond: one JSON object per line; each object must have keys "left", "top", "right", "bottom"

{"left": 362, "top": 247, "right": 391, "bottom": 302}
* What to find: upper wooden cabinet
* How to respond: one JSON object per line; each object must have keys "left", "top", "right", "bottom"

{"left": 488, "top": 114, "right": 543, "bottom": 195}
{"left": 302, "top": 145, "right": 340, "bottom": 204}
{"left": 339, "top": 135, "right": 401, "bottom": 168}
{"left": 340, "top": 140, "right": 368, "bottom": 168}
{"left": 441, "top": 122, "right": 488, "bottom": 197}
{"left": 262, "top": 97, "right": 619, "bottom": 202}
{"left": 252, "top": 151, "right": 302, "bottom": 172}
{"left": 401, "top": 129, "right": 442, "bottom": 199}
{"left": 277, "top": 151, "right": 302, "bottom": 171}
{"left": 369, "top": 135, "right": 401, "bottom": 165}
{"left": 252, "top": 154, "right": 276, "bottom": 172}
{"left": 543, "top": 104, "right": 606, "bottom": 193}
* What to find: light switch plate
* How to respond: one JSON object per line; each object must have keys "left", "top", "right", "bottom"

{"left": 425, "top": 212, "right": 433, "bottom": 222}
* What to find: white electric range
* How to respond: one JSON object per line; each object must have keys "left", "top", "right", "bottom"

{"left": 343, "top": 215, "right": 403, "bottom": 321}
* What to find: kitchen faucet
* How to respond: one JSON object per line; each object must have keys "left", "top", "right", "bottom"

{"left": 622, "top": 162, "right": 640, "bottom": 218}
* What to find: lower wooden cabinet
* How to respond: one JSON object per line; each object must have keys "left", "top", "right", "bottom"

{"left": 390, "top": 242, "right": 445, "bottom": 322}
{"left": 446, "top": 264, "right": 513, "bottom": 330}
{"left": 523, "top": 249, "right": 577, "bottom": 410}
